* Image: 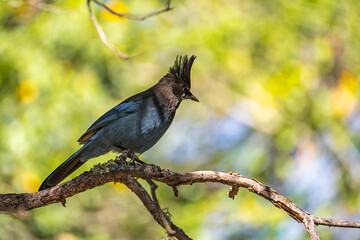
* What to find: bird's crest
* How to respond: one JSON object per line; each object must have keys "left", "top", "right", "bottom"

{"left": 169, "top": 55, "right": 196, "bottom": 89}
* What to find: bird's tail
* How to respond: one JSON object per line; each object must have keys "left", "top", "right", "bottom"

{"left": 38, "top": 147, "right": 86, "bottom": 191}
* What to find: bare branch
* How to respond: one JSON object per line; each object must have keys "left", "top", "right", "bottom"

{"left": 304, "top": 216, "right": 321, "bottom": 240}
{"left": 87, "top": 0, "right": 173, "bottom": 59}
{"left": 313, "top": 217, "right": 360, "bottom": 228}
{"left": 227, "top": 184, "right": 239, "bottom": 199}
{"left": 123, "top": 176, "right": 191, "bottom": 240}
{"left": 142, "top": 172, "right": 177, "bottom": 236}
{"left": 87, "top": 0, "right": 129, "bottom": 60}
{"left": 1, "top": 158, "right": 359, "bottom": 240}
{"left": 92, "top": 0, "right": 173, "bottom": 21}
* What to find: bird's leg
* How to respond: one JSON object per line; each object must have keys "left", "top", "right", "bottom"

{"left": 119, "top": 150, "right": 130, "bottom": 161}
{"left": 130, "top": 152, "right": 145, "bottom": 165}
{"left": 119, "top": 150, "right": 145, "bottom": 165}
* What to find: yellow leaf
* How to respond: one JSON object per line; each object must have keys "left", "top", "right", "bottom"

{"left": 101, "top": 1, "right": 128, "bottom": 21}
{"left": 329, "top": 71, "right": 357, "bottom": 117}
{"left": 113, "top": 182, "right": 130, "bottom": 194}
{"left": 21, "top": 171, "right": 41, "bottom": 193}
{"left": 339, "top": 71, "right": 357, "bottom": 94}
{"left": 16, "top": 79, "right": 38, "bottom": 104}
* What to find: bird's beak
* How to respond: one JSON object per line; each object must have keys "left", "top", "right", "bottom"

{"left": 186, "top": 92, "right": 199, "bottom": 102}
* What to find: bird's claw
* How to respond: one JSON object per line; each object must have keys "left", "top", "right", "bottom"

{"left": 130, "top": 153, "right": 145, "bottom": 165}
{"left": 120, "top": 150, "right": 145, "bottom": 165}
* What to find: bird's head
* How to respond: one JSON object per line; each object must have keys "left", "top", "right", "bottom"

{"left": 166, "top": 55, "right": 199, "bottom": 102}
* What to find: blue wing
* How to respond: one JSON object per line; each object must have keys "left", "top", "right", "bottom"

{"left": 77, "top": 101, "right": 139, "bottom": 144}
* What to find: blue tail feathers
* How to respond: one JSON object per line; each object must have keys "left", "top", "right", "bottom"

{"left": 38, "top": 147, "right": 86, "bottom": 191}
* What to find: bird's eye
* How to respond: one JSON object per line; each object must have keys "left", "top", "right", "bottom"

{"left": 182, "top": 88, "right": 190, "bottom": 99}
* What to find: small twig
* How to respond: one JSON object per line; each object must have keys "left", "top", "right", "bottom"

{"left": 92, "top": 0, "right": 173, "bottom": 21}
{"left": 227, "top": 184, "right": 239, "bottom": 200}
{"left": 313, "top": 217, "right": 360, "bottom": 228}
{"left": 141, "top": 171, "right": 176, "bottom": 236}
{"left": 304, "top": 216, "right": 321, "bottom": 240}
{"left": 87, "top": 0, "right": 129, "bottom": 60}
{"left": 123, "top": 176, "right": 191, "bottom": 240}
{"left": 87, "top": 0, "right": 173, "bottom": 59}
{"left": 171, "top": 185, "right": 179, "bottom": 197}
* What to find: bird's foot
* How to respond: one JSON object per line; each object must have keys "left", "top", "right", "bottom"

{"left": 119, "top": 150, "right": 145, "bottom": 165}
{"left": 118, "top": 150, "right": 130, "bottom": 162}
{"left": 130, "top": 153, "right": 145, "bottom": 165}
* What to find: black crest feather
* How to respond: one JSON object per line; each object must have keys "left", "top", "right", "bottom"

{"left": 169, "top": 55, "right": 196, "bottom": 89}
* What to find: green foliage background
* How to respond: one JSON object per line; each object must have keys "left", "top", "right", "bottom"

{"left": 1, "top": 0, "right": 360, "bottom": 239}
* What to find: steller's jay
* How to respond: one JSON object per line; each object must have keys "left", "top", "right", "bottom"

{"left": 38, "top": 55, "right": 198, "bottom": 191}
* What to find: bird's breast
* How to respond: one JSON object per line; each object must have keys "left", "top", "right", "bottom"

{"left": 110, "top": 98, "right": 174, "bottom": 154}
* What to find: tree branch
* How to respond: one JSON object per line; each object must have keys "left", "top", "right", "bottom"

{"left": 87, "top": 0, "right": 173, "bottom": 59}
{"left": 0, "top": 158, "right": 359, "bottom": 239}
{"left": 92, "top": 0, "right": 173, "bottom": 21}
{"left": 304, "top": 216, "right": 321, "bottom": 240}
{"left": 123, "top": 176, "right": 191, "bottom": 240}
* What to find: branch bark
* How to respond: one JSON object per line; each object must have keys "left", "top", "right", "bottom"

{"left": 1, "top": 158, "right": 359, "bottom": 239}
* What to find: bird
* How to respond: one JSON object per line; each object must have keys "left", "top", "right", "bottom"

{"left": 38, "top": 55, "right": 198, "bottom": 191}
